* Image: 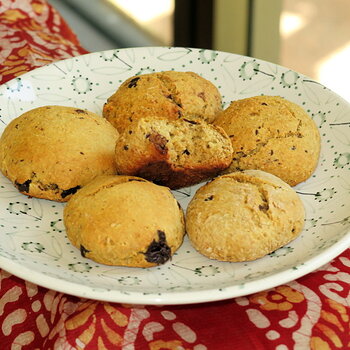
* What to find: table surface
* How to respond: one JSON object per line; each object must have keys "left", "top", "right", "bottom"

{"left": 0, "top": 1, "right": 349, "bottom": 349}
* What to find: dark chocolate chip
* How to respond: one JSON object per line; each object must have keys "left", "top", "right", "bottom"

{"left": 123, "top": 145, "right": 129, "bottom": 150}
{"left": 128, "top": 77, "right": 140, "bottom": 88}
{"left": 75, "top": 109, "right": 86, "bottom": 114}
{"left": 80, "top": 244, "right": 91, "bottom": 258}
{"left": 204, "top": 195, "right": 214, "bottom": 201}
{"left": 261, "top": 102, "right": 268, "bottom": 106}
{"left": 166, "top": 94, "right": 182, "bottom": 108}
{"left": 259, "top": 204, "right": 269, "bottom": 212}
{"left": 198, "top": 92, "right": 206, "bottom": 101}
{"left": 182, "top": 149, "right": 190, "bottom": 155}
{"left": 61, "top": 185, "right": 81, "bottom": 198}
{"left": 149, "top": 133, "right": 168, "bottom": 154}
{"left": 183, "top": 118, "right": 198, "bottom": 125}
{"left": 144, "top": 230, "right": 171, "bottom": 265}
{"left": 15, "top": 179, "right": 31, "bottom": 193}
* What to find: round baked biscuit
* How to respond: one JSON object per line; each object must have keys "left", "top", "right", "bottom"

{"left": 213, "top": 95, "right": 321, "bottom": 186}
{"left": 186, "top": 170, "right": 305, "bottom": 262}
{"left": 63, "top": 175, "right": 185, "bottom": 267}
{"left": 0, "top": 106, "right": 118, "bottom": 201}
{"left": 103, "top": 71, "right": 222, "bottom": 132}
{"left": 115, "top": 117, "right": 233, "bottom": 189}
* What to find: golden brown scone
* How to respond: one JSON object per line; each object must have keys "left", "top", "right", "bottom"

{"left": 213, "top": 95, "right": 321, "bottom": 186}
{"left": 115, "top": 117, "right": 233, "bottom": 189}
{"left": 103, "top": 71, "right": 222, "bottom": 133}
{"left": 63, "top": 175, "right": 185, "bottom": 267}
{"left": 0, "top": 106, "right": 118, "bottom": 201}
{"left": 186, "top": 170, "right": 305, "bottom": 262}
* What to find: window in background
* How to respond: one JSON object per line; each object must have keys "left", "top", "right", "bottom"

{"left": 106, "top": 0, "right": 174, "bottom": 46}
{"left": 280, "top": 0, "right": 350, "bottom": 101}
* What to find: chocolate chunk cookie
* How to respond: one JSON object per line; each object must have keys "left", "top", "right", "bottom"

{"left": 103, "top": 71, "right": 222, "bottom": 133}
{"left": 0, "top": 106, "right": 118, "bottom": 201}
{"left": 214, "top": 95, "right": 321, "bottom": 186}
{"left": 186, "top": 170, "right": 305, "bottom": 262}
{"left": 115, "top": 117, "right": 233, "bottom": 189}
{"left": 63, "top": 175, "right": 185, "bottom": 267}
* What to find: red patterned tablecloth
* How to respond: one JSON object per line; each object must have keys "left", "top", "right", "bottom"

{"left": 0, "top": 1, "right": 349, "bottom": 349}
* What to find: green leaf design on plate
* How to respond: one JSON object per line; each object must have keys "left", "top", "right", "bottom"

{"left": 301, "top": 80, "right": 324, "bottom": 105}
{"left": 95, "top": 89, "right": 116, "bottom": 100}
{"left": 220, "top": 63, "right": 237, "bottom": 94}
{"left": 239, "top": 76, "right": 276, "bottom": 94}
{"left": 36, "top": 93, "right": 71, "bottom": 102}
{"left": 82, "top": 54, "right": 92, "bottom": 67}
{"left": 157, "top": 48, "right": 192, "bottom": 61}
{"left": 91, "top": 66, "right": 132, "bottom": 75}
{"left": 30, "top": 74, "right": 65, "bottom": 81}
{"left": 63, "top": 58, "right": 74, "bottom": 72}
{"left": 31, "top": 198, "right": 44, "bottom": 220}
{"left": 51, "top": 237, "right": 63, "bottom": 260}
{"left": 223, "top": 53, "right": 242, "bottom": 63}
{"left": 330, "top": 127, "right": 350, "bottom": 146}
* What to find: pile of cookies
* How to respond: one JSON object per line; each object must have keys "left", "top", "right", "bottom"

{"left": 0, "top": 70, "right": 321, "bottom": 268}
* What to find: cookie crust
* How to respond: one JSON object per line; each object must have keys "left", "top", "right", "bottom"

{"left": 0, "top": 106, "right": 118, "bottom": 201}
{"left": 186, "top": 170, "right": 305, "bottom": 262}
{"left": 103, "top": 71, "right": 222, "bottom": 132}
{"left": 214, "top": 95, "right": 321, "bottom": 186}
{"left": 63, "top": 175, "right": 185, "bottom": 267}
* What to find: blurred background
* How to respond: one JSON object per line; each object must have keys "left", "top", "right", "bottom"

{"left": 48, "top": 0, "right": 350, "bottom": 101}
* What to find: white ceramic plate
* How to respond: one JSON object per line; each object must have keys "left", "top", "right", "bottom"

{"left": 0, "top": 47, "right": 349, "bottom": 305}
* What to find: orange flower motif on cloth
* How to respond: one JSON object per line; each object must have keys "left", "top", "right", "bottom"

{"left": 64, "top": 300, "right": 129, "bottom": 349}
{"left": 149, "top": 339, "right": 191, "bottom": 350}
{"left": 310, "top": 298, "right": 350, "bottom": 349}
{"left": 249, "top": 285, "right": 305, "bottom": 311}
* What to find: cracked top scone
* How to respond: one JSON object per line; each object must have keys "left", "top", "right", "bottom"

{"left": 213, "top": 95, "right": 321, "bottom": 186}
{"left": 103, "top": 71, "right": 222, "bottom": 133}
{"left": 63, "top": 175, "right": 185, "bottom": 267}
{"left": 0, "top": 106, "right": 118, "bottom": 201}
{"left": 186, "top": 170, "right": 305, "bottom": 262}
{"left": 115, "top": 117, "right": 233, "bottom": 189}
